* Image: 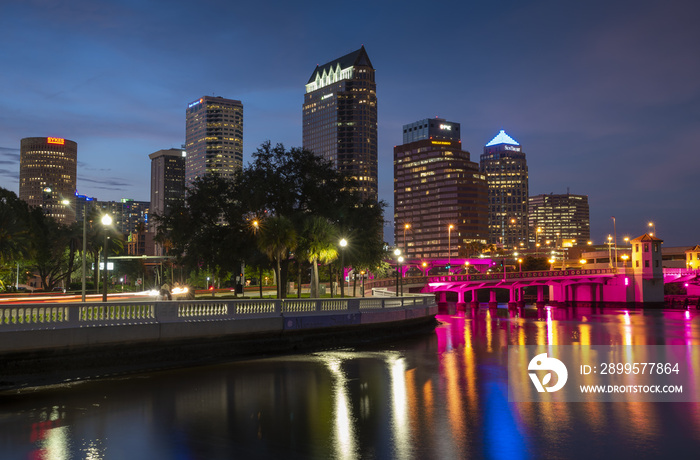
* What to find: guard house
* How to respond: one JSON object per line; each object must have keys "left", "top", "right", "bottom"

{"left": 629, "top": 233, "right": 664, "bottom": 303}
{"left": 686, "top": 245, "right": 700, "bottom": 269}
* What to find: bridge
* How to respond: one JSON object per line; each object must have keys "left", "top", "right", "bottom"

{"left": 425, "top": 268, "right": 620, "bottom": 307}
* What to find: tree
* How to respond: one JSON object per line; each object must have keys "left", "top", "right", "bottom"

{"left": 0, "top": 191, "right": 31, "bottom": 268}
{"left": 256, "top": 216, "right": 297, "bottom": 299}
{"left": 299, "top": 216, "right": 338, "bottom": 298}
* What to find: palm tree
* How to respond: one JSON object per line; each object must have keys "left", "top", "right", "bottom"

{"left": 300, "top": 216, "right": 338, "bottom": 298}
{"left": 256, "top": 216, "right": 297, "bottom": 299}
{"left": 0, "top": 205, "right": 30, "bottom": 268}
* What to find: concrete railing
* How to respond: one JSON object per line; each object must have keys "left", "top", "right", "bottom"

{"left": 0, "top": 295, "right": 436, "bottom": 333}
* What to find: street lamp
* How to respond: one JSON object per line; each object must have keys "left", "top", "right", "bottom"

{"left": 403, "top": 223, "right": 410, "bottom": 256}
{"left": 648, "top": 221, "right": 655, "bottom": 237}
{"left": 101, "top": 214, "right": 112, "bottom": 302}
{"left": 621, "top": 254, "right": 629, "bottom": 267}
{"left": 394, "top": 248, "right": 401, "bottom": 297}
{"left": 518, "top": 258, "right": 523, "bottom": 272}
{"left": 464, "top": 260, "right": 470, "bottom": 274}
{"left": 360, "top": 270, "right": 366, "bottom": 297}
{"left": 339, "top": 238, "right": 347, "bottom": 298}
{"left": 448, "top": 224, "right": 454, "bottom": 268}
{"left": 549, "top": 258, "right": 555, "bottom": 270}
{"left": 398, "top": 256, "right": 404, "bottom": 297}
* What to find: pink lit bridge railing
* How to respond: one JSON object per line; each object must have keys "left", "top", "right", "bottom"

{"left": 427, "top": 268, "right": 618, "bottom": 284}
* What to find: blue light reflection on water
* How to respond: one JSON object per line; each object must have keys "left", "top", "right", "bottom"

{"left": 0, "top": 305, "right": 699, "bottom": 459}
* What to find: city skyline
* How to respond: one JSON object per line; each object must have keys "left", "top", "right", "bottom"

{"left": 1, "top": 0, "right": 698, "bottom": 246}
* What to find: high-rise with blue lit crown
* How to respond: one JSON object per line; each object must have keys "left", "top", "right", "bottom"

{"left": 303, "top": 46, "right": 377, "bottom": 200}
{"left": 480, "top": 130, "right": 529, "bottom": 249}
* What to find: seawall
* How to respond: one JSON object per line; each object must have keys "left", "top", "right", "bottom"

{"left": 0, "top": 296, "right": 437, "bottom": 392}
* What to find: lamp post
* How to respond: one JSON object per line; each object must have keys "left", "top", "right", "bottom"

{"left": 339, "top": 238, "right": 347, "bottom": 298}
{"left": 621, "top": 254, "right": 629, "bottom": 268}
{"left": 648, "top": 221, "right": 655, "bottom": 237}
{"left": 360, "top": 270, "right": 365, "bottom": 297}
{"left": 403, "top": 223, "right": 410, "bottom": 256}
{"left": 101, "top": 214, "right": 112, "bottom": 302}
{"left": 448, "top": 224, "right": 454, "bottom": 269}
{"left": 612, "top": 216, "right": 618, "bottom": 269}
{"left": 398, "top": 256, "right": 404, "bottom": 296}
{"left": 607, "top": 235, "right": 613, "bottom": 268}
{"left": 518, "top": 258, "right": 523, "bottom": 272}
{"left": 394, "top": 248, "right": 401, "bottom": 297}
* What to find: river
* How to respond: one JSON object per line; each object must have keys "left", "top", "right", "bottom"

{"left": 1, "top": 305, "right": 699, "bottom": 459}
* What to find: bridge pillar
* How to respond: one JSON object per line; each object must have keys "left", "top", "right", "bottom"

{"left": 488, "top": 290, "right": 498, "bottom": 309}
{"left": 469, "top": 289, "right": 480, "bottom": 309}
{"left": 508, "top": 287, "right": 518, "bottom": 309}
{"left": 456, "top": 290, "right": 467, "bottom": 312}
{"left": 536, "top": 285, "right": 546, "bottom": 308}
{"left": 517, "top": 287, "right": 526, "bottom": 308}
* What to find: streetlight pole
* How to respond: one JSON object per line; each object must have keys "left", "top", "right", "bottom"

{"left": 101, "top": 214, "right": 112, "bottom": 302}
{"left": 339, "top": 238, "right": 347, "bottom": 298}
{"left": 81, "top": 204, "right": 88, "bottom": 302}
{"left": 404, "top": 223, "right": 410, "bottom": 257}
{"left": 448, "top": 224, "right": 454, "bottom": 270}
{"left": 612, "top": 216, "right": 618, "bottom": 269}
{"left": 398, "top": 256, "right": 404, "bottom": 296}
{"left": 648, "top": 221, "right": 655, "bottom": 237}
{"left": 394, "top": 248, "right": 401, "bottom": 297}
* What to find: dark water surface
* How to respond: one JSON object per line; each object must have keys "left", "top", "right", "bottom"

{"left": 1, "top": 305, "right": 700, "bottom": 459}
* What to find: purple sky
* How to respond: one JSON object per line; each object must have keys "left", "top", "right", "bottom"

{"left": 1, "top": 0, "right": 698, "bottom": 246}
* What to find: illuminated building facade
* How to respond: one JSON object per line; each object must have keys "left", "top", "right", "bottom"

{"left": 303, "top": 46, "right": 377, "bottom": 200}
{"left": 185, "top": 96, "right": 243, "bottom": 186}
{"left": 528, "top": 193, "right": 590, "bottom": 247}
{"left": 94, "top": 199, "right": 149, "bottom": 235}
{"left": 394, "top": 118, "right": 488, "bottom": 260}
{"left": 480, "top": 130, "right": 529, "bottom": 249}
{"left": 19, "top": 137, "right": 77, "bottom": 224}
{"left": 150, "top": 148, "right": 186, "bottom": 219}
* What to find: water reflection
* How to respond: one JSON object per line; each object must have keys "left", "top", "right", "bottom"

{"left": 0, "top": 306, "right": 699, "bottom": 459}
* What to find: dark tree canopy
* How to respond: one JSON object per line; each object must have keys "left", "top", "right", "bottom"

{"left": 155, "top": 142, "right": 387, "bottom": 297}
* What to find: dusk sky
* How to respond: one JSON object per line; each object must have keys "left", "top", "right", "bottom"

{"left": 1, "top": 0, "right": 698, "bottom": 246}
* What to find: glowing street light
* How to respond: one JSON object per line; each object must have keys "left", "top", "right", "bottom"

{"left": 518, "top": 258, "right": 523, "bottom": 272}
{"left": 621, "top": 254, "right": 629, "bottom": 267}
{"left": 101, "top": 214, "right": 113, "bottom": 302}
{"left": 448, "top": 224, "right": 454, "bottom": 267}
{"left": 403, "top": 223, "right": 411, "bottom": 256}
{"left": 339, "top": 238, "right": 348, "bottom": 298}
{"left": 648, "top": 221, "right": 656, "bottom": 237}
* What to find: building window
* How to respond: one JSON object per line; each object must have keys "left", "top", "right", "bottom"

{"left": 644, "top": 244, "right": 649, "bottom": 252}
{"left": 645, "top": 260, "right": 649, "bottom": 268}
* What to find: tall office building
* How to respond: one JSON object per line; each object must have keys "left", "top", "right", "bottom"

{"left": 94, "top": 199, "right": 149, "bottom": 235}
{"left": 303, "top": 46, "right": 378, "bottom": 200}
{"left": 185, "top": 96, "right": 243, "bottom": 186}
{"left": 394, "top": 118, "right": 488, "bottom": 260}
{"left": 149, "top": 148, "right": 186, "bottom": 219}
{"left": 529, "top": 193, "right": 590, "bottom": 247}
{"left": 480, "top": 130, "right": 529, "bottom": 249}
{"left": 19, "top": 137, "right": 77, "bottom": 224}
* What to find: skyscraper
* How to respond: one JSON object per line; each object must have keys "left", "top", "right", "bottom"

{"left": 19, "top": 136, "right": 77, "bottom": 224}
{"left": 480, "top": 130, "right": 529, "bottom": 249}
{"left": 303, "top": 46, "right": 378, "bottom": 200}
{"left": 529, "top": 193, "right": 590, "bottom": 247}
{"left": 394, "top": 118, "right": 488, "bottom": 260}
{"left": 149, "top": 148, "right": 186, "bottom": 219}
{"left": 185, "top": 96, "right": 243, "bottom": 186}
